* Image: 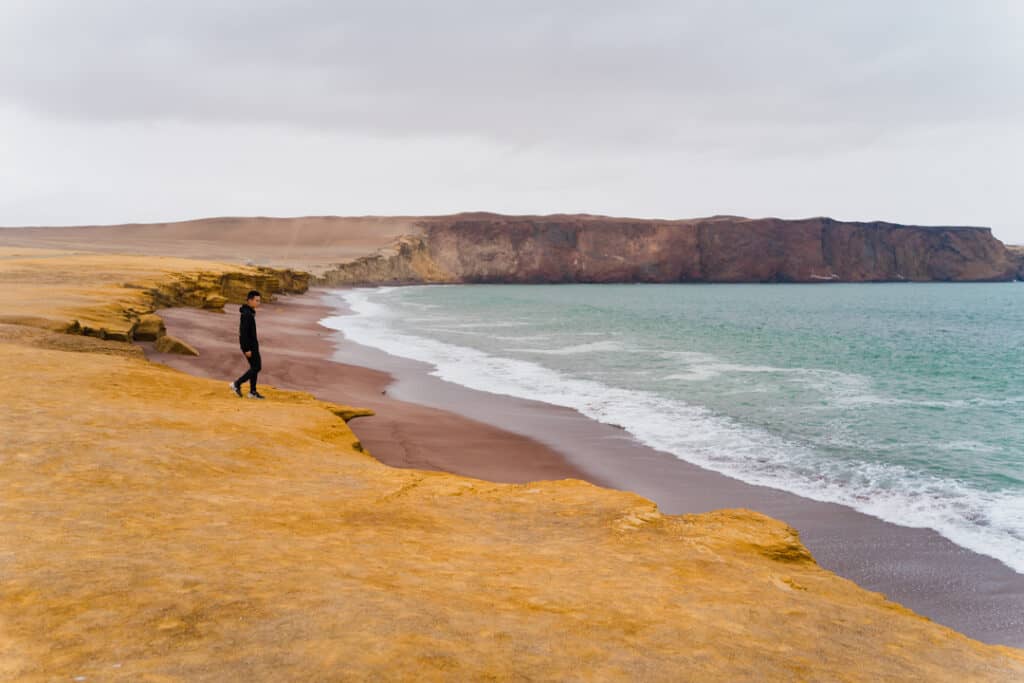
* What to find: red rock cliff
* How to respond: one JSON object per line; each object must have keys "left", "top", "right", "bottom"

{"left": 320, "top": 214, "right": 1019, "bottom": 284}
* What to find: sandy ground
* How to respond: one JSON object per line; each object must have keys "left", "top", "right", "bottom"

{"left": 144, "top": 289, "right": 1024, "bottom": 648}
{"left": 7, "top": 249, "right": 1024, "bottom": 680}
{"left": 12, "top": 336, "right": 1024, "bottom": 681}
{"left": 0, "top": 216, "right": 419, "bottom": 273}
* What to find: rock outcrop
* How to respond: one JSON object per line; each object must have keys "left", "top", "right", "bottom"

{"left": 0, "top": 248, "right": 308, "bottom": 346}
{"left": 319, "top": 214, "right": 1019, "bottom": 285}
{"left": 1006, "top": 245, "right": 1024, "bottom": 280}
{"left": 154, "top": 333, "right": 199, "bottom": 356}
{"left": 132, "top": 314, "right": 166, "bottom": 341}
{"left": 144, "top": 266, "right": 309, "bottom": 310}
{"left": 318, "top": 234, "right": 453, "bottom": 285}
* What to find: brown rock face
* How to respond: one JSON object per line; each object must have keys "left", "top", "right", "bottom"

{"left": 202, "top": 293, "right": 228, "bottom": 310}
{"left": 425, "top": 217, "right": 703, "bottom": 283}
{"left": 819, "top": 221, "right": 1018, "bottom": 282}
{"left": 153, "top": 333, "right": 199, "bottom": 356}
{"left": 320, "top": 214, "right": 1019, "bottom": 284}
{"left": 131, "top": 313, "right": 165, "bottom": 341}
{"left": 1006, "top": 245, "right": 1024, "bottom": 280}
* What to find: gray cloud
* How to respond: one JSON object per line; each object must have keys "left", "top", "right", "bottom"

{"left": 1, "top": 1, "right": 1022, "bottom": 241}
{"left": 3, "top": 2, "right": 1021, "bottom": 142}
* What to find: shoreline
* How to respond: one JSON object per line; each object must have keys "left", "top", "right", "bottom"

{"left": 143, "top": 292, "right": 591, "bottom": 485}
{"left": 143, "top": 287, "right": 1024, "bottom": 648}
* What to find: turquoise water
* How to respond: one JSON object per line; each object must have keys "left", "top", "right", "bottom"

{"left": 322, "top": 283, "right": 1024, "bottom": 572}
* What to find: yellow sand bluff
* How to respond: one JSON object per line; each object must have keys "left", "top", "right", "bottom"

{"left": 1, "top": 248, "right": 1022, "bottom": 681}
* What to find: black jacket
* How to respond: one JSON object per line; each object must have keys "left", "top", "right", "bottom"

{"left": 239, "top": 304, "right": 259, "bottom": 352}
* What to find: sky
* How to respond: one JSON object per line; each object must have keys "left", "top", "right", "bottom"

{"left": 2, "top": 1, "right": 1023, "bottom": 243}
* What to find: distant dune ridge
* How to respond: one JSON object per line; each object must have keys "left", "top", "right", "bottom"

{"left": 2, "top": 213, "right": 1021, "bottom": 284}
{"left": 0, "top": 216, "right": 417, "bottom": 272}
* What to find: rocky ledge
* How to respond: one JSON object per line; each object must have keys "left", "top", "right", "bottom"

{"left": 0, "top": 248, "right": 308, "bottom": 346}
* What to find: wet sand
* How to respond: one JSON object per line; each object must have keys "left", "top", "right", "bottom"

{"left": 142, "top": 288, "right": 1024, "bottom": 648}
{"left": 141, "top": 295, "right": 590, "bottom": 486}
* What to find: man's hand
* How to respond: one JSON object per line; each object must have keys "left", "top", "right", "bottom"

{"left": 245, "top": 351, "right": 252, "bottom": 359}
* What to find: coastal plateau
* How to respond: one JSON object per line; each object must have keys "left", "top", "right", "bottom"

{"left": 2, "top": 248, "right": 1023, "bottom": 680}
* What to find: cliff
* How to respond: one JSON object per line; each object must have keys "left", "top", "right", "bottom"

{"left": 318, "top": 214, "right": 1020, "bottom": 285}
{"left": 1007, "top": 245, "right": 1024, "bottom": 280}
{"left": 2, "top": 248, "right": 1023, "bottom": 680}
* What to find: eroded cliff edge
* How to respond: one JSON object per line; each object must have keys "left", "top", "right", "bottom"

{"left": 319, "top": 214, "right": 1020, "bottom": 285}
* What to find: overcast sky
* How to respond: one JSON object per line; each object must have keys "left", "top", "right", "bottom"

{"left": 2, "top": 1, "right": 1022, "bottom": 243}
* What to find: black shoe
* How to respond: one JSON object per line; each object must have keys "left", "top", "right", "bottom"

{"left": 247, "top": 391, "right": 265, "bottom": 400}
{"left": 229, "top": 381, "right": 242, "bottom": 397}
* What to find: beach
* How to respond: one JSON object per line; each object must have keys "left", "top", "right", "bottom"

{"left": 145, "top": 287, "right": 1024, "bottom": 648}
{"left": 143, "top": 292, "right": 587, "bottom": 485}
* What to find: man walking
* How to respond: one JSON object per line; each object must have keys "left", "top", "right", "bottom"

{"left": 230, "top": 290, "right": 265, "bottom": 399}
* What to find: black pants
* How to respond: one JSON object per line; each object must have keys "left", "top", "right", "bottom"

{"left": 235, "top": 349, "right": 261, "bottom": 393}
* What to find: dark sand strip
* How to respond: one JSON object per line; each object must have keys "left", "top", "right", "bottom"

{"left": 142, "top": 296, "right": 590, "bottom": 485}
{"left": 142, "top": 289, "right": 1024, "bottom": 648}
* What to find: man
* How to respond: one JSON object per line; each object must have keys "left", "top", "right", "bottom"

{"left": 230, "top": 290, "right": 265, "bottom": 399}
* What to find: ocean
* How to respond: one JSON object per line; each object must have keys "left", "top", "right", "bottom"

{"left": 321, "top": 283, "right": 1024, "bottom": 573}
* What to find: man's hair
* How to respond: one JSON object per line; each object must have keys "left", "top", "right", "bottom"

{"left": 246, "top": 290, "right": 261, "bottom": 301}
